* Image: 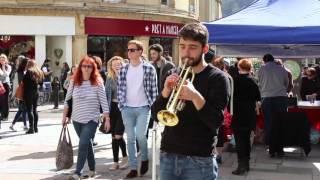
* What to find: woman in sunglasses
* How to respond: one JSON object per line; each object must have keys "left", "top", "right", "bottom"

{"left": 62, "top": 56, "right": 110, "bottom": 180}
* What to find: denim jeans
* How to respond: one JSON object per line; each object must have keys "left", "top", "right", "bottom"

{"left": 73, "top": 120, "right": 98, "bottom": 176}
{"left": 121, "top": 106, "right": 151, "bottom": 170}
{"left": 12, "top": 109, "right": 27, "bottom": 126}
{"left": 160, "top": 152, "right": 218, "bottom": 180}
{"left": 261, "top": 96, "right": 288, "bottom": 145}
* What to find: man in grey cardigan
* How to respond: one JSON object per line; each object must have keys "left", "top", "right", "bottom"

{"left": 258, "top": 54, "right": 289, "bottom": 157}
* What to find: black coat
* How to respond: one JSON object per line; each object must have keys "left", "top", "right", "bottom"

{"left": 300, "top": 76, "right": 320, "bottom": 100}
{"left": 232, "top": 74, "right": 261, "bottom": 130}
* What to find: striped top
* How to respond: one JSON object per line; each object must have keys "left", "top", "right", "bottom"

{"left": 64, "top": 80, "right": 109, "bottom": 124}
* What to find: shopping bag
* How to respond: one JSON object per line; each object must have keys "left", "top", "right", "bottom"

{"left": 0, "top": 82, "right": 6, "bottom": 96}
{"left": 56, "top": 125, "right": 74, "bottom": 171}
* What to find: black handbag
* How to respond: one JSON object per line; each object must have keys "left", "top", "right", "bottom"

{"left": 99, "top": 118, "right": 111, "bottom": 134}
{"left": 66, "top": 98, "right": 72, "bottom": 118}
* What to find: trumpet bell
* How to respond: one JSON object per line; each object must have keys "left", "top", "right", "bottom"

{"left": 157, "top": 110, "right": 179, "bottom": 126}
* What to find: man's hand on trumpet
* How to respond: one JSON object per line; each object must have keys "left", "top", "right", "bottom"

{"left": 162, "top": 73, "right": 179, "bottom": 98}
{"left": 179, "top": 80, "right": 198, "bottom": 101}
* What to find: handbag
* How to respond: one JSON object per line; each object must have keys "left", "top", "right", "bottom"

{"left": 56, "top": 125, "right": 74, "bottom": 171}
{"left": 0, "top": 82, "right": 6, "bottom": 96}
{"left": 99, "top": 117, "right": 111, "bottom": 134}
{"left": 15, "top": 82, "right": 24, "bottom": 100}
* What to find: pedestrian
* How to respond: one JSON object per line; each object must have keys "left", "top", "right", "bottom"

{"left": 52, "top": 76, "right": 60, "bottom": 109}
{"left": 117, "top": 40, "right": 158, "bottom": 178}
{"left": 210, "top": 56, "right": 234, "bottom": 164}
{"left": 10, "top": 57, "right": 29, "bottom": 131}
{"left": 105, "top": 56, "right": 128, "bottom": 170}
{"left": 0, "top": 54, "right": 11, "bottom": 121}
{"left": 258, "top": 53, "right": 289, "bottom": 157}
{"left": 62, "top": 55, "right": 110, "bottom": 180}
{"left": 24, "top": 59, "right": 44, "bottom": 134}
{"left": 63, "top": 65, "right": 77, "bottom": 97}
{"left": 60, "top": 62, "right": 70, "bottom": 99}
{"left": 232, "top": 59, "right": 261, "bottom": 175}
{"left": 153, "top": 22, "right": 230, "bottom": 180}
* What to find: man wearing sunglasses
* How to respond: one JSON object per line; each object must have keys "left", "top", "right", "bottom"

{"left": 117, "top": 40, "right": 158, "bottom": 178}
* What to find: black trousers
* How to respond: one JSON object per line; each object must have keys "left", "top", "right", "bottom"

{"left": 25, "top": 94, "right": 39, "bottom": 131}
{"left": 1, "top": 83, "right": 9, "bottom": 119}
{"left": 52, "top": 88, "right": 59, "bottom": 108}
{"left": 233, "top": 129, "right": 251, "bottom": 165}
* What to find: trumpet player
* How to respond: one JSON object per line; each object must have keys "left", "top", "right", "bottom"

{"left": 153, "top": 23, "right": 230, "bottom": 180}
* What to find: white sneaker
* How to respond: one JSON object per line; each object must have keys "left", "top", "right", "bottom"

{"left": 119, "top": 157, "right": 128, "bottom": 169}
{"left": 109, "top": 163, "right": 119, "bottom": 170}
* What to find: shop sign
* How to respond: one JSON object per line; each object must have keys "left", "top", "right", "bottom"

{"left": 85, "top": 17, "right": 184, "bottom": 38}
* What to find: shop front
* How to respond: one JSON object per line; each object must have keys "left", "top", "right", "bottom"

{"left": 0, "top": 15, "right": 75, "bottom": 71}
{"left": 85, "top": 17, "right": 184, "bottom": 64}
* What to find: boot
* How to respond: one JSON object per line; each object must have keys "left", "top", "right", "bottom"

{"left": 232, "top": 162, "right": 248, "bottom": 175}
{"left": 26, "top": 129, "right": 35, "bottom": 134}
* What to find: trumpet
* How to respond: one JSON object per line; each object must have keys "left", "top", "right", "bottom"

{"left": 157, "top": 62, "right": 195, "bottom": 126}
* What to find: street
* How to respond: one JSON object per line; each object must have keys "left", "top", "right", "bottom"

{"left": 0, "top": 106, "right": 320, "bottom": 180}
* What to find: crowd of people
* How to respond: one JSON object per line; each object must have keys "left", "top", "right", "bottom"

{"left": 1, "top": 22, "right": 320, "bottom": 180}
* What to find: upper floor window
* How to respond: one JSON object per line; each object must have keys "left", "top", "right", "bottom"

{"left": 161, "top": 0, "right": 168, "bottom": 5}
{"left": 103, "top": 0, "right": 124, "bottom": 3}
{"left": 189, "top": 0, "right": 195, "bottom": 13}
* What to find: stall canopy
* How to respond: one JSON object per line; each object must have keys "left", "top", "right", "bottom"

{"left": 203, "top": 0, "right": 320, "bottom": 57}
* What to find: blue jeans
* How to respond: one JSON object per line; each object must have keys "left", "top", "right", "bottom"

{"left": 160, "top": 152, "right": 218, "bottom": 180}
{"left": 121, "top": 106, "right": 151, "bottom": 170}
{"left": 261, "top": 96, "right": 288, "bottom": 145}
{"left": 73, "top": 120, "right": 98, "bottom": 176}
{"left": 12, "top": 109, "right": 27, "bottom": 126}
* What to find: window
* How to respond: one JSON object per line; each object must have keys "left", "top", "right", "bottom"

{"left": 149, "top": 37, "right": 174, "bottom": 61}
{"left": 87, "top": 36, "right": 133, "bottom": 63}
{"left": 189, "top": 0, "right": 195, "bottom": 13}
{"left": 161, "top": 0, "right": 168, "bottom": 5}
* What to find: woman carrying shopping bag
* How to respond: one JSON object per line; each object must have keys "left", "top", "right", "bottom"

{"left": 62, "top": 56, "right": 110, "bottom": 180}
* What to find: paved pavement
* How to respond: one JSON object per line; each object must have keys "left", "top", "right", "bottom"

{"left": 0, "top": 105, "right": 320, "bottom": 180}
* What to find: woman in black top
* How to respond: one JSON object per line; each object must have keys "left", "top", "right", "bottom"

{"left": 232, "top": 59, "right": 261, "bottom": 175}
{"left": 10, "top": 57, "right": 29, "bottom": 131}
{"left": 24, "top": 60, "right": 44, "bottom": 134}
{"left": 300, "top": 67, "right": 320, "bottom": 101}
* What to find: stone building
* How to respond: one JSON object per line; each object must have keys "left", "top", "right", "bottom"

{"left": 0, "top": 0, "right": 199, "bottom": 70}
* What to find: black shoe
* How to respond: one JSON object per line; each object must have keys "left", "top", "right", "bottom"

{"left": 216, "top": 155, "right": 222, "bottom": 164}
{"left": 34, "top": 128, "right": 38, "bottom": 133}
{"left": 277, "top": 151, "right": 284, "bottom": 158}
{"left": 93, "top": 142, "right": 98, "bottom": 146}
{"left": 26, "top": 129, "right": 35, "bottom": 134}
{"left": 125, "top": 170, "right": 138, "bottom": 179}
{"left": 140, "top": 160, "right": 149, "bottom": 176}
{"left": 232, "top": 167, "right": 248, "bottom": 175}
{"left": 269, "top": 152, "right": 275, "bottom": 158}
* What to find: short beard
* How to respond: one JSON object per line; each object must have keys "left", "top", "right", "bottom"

{"left": 183, "top": 54, "right": 202, "bottom": 67}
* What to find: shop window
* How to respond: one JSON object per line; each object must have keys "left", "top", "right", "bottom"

{"left": 87, "top": 36, "right": 133, "bottom": 64}
{"left": 161, "top": 0, "right": 168, "bottom": 5}
{"left": 0, "top": 35, "right": 35, "bottom": 62}
{"left": 149, "top": 37, "right": 174, "bottom": 61}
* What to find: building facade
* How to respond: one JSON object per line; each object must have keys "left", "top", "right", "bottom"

{"left": 199, "top": 0, "right": 222, "bottom": 22}
{"left": 0, "top": 0, "right": 199, "bottom": 73}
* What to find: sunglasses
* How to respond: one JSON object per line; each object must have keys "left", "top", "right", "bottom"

{"left": 81, "top": 64, "right": 93, "bottom": 69}
{"left": 127, "top": 48, "right": 140, "bottom": 52}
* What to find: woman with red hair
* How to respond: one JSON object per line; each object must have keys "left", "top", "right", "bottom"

{"left": 62, "top": 56, "right": 110, "bottom": 180}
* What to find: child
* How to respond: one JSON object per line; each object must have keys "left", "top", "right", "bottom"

{"left": 51, "top": 76, "right": 60, "bottom": 109}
